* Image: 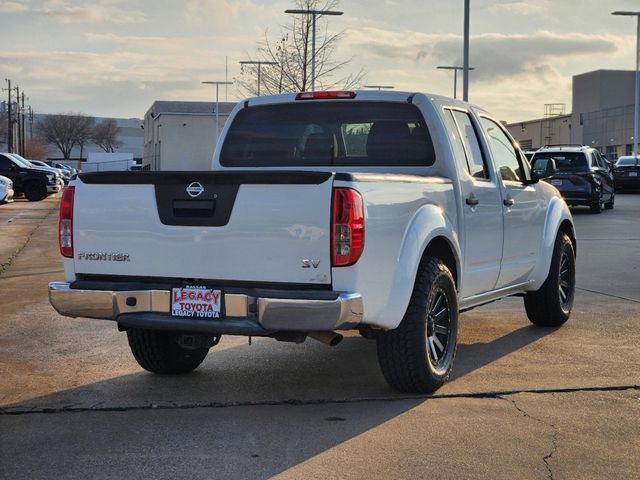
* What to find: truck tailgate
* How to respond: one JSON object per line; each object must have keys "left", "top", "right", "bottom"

{"left": 72, "top": 172, "right": 333, "bottom": 285}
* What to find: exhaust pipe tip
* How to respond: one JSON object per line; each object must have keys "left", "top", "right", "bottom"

{"left": 308, "top": 331, "right": 343, "bottom": 347}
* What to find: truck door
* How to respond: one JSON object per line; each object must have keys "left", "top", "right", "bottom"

{"left": 478, "top": 116, "right": 543, "bottom": 288}
{"left": 443, "top": 109, "right": 503, "bottom": 298}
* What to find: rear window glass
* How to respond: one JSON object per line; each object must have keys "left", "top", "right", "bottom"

{"left": 616, "top": 157, "right": 638, "bottom": 166}
{"left": 220, "top": 101, "right": 435, "bottom": 167}
{"left": 532, "top": 152, "right": 587, "bottom": 171}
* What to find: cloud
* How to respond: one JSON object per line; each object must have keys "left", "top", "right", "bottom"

{"left": 0, "top": 2, "right": 29, "bottom": 13}
{"left": 0, "top": 47, "right": 231, "bottom": 116}
{"left": 182, "top": 0, "right": 282, "bottom": 28}
{"left": 488, "top": 1, "right": 550, "bottom": 16}
{"left": 183, "top": 0, "right": 240, "bottom": 24}
{"left": 347, "top": 28, "right": 620, "bottom": 80}
{"left": 84, "top": 33, "right": 198, "bottom": 50}
{"left": 0, "top": 0, "right": 146, "bottom": 24}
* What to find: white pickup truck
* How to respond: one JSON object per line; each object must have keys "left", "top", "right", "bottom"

{"left": 49, "top": 90, "right": 576, "bottom": 393}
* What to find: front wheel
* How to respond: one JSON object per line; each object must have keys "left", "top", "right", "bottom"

{"left": 24, "top": 181, "right": 47, "bottom": 201}
{"left": 589, "top": 190, "right": 603, "bottom": 214}
{"left": 524, "top": 232, "right": 575, "bottom": 327}
{"left": 127, "top": 328, "right": 210, "bottom": 374}
{"left": 376, "top": 256, "right": 458, "bottom": 393}
{"left": 605, "top": 192, "right": 615, "bottom": 210}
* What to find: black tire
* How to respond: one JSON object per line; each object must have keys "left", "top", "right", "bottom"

{"left": 127, "top": 328, "right": 209, "bottom": 374}
{"left": 24, "top": 181, "right": 47, "bottom": 201}
{"left": 605, "top": 192, "right": 615, "bottom": 210}
{"left": 376, "top": 256, "right": 458, "bottom": 393}
{"left": 524, "top": 232, "right": 575, "bottom": 327}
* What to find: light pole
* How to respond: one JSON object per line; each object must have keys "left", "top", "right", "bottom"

{"left": 239, "top": 60, "right": 278, "bottom": 96}
{"left": 437, "top": 66, "right": 475, "bottom": 99}
{"left": 202, "top": 81, "right": 233, "bottom": 144}
{"left": 612, "top": 10, "right": 640, "bottom": 165}
{"left": 284, "top": 7, "right": 343, "bottom": 91}
{"left": 463, "top": 0, "right": 470, "bottom": 101}
{"left": 362, "top": 85, "right": 395, "bottom": 91}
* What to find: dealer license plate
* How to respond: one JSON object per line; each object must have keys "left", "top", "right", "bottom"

{"left": 629, "top": 172, "right": 638, "bottom": 177}
{"left": 171, "top": 286, "right": 222, "bottom": 319}
{"left": 550, "top": 179, "right": 563, "bottom": 186}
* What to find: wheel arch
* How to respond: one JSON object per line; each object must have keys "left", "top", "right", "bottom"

{"left": 528, "top": 197, "right": 575, "bottom": 291}
{"left": 369, "top": 204, "right": 461, "bottom": 330}
{"left": 420, "top": 236, "right": 460, "bottom": 291}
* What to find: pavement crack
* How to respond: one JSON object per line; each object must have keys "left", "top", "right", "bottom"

{"left": 498, "top": 394, "right": 558, "bottom": 480}
{"left": 0, "top": 204, "right": 58, "bottom": 276}
{"left": 1, "top": 384, "right": 638, "bottom": 417}
{"left": 575, "top": 287, "right": 640, "bottom": 304}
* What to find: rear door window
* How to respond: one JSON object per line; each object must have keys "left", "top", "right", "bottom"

{"left": 448, "top": 110, "right": 489, "bottom": 180}
{"left": 221, "top": 102, "right": 436, "bottom": 167}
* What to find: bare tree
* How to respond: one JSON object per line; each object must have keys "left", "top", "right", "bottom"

{"left": 24, "top": 137, "right": 49, "bottom": 160}
{"left": 236, "top": 0, "right": 365, "bottom": 96}
{"left": 36, "top": 113, "right": 95, "bottom": 159}
{"left": 92, "top": 118, "right": 123, "bottom": 152}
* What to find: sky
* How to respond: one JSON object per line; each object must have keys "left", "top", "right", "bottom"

{"left": 0, "top": 0, "right": 638, "bottom": 122}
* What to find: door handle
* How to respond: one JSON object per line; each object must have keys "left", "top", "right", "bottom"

{"left": 465, "top": 195, "right": 479, "bottom": 206}
{"left": 503, "top": 197, "right": 515, "bottom": 207}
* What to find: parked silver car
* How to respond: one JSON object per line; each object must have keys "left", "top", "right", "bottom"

{"left": 0, "top": 174, "right": 14, "bottom": 203}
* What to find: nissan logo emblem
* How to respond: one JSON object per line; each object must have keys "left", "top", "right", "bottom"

{"left": 186, "top": 182, "right": 204, "bottom": 198}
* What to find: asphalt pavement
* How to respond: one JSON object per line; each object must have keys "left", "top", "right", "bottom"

{"left": 0, "top": 193, "right": 639, "bottom": 479}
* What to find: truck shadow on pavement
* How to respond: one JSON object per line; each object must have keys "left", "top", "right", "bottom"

{"left": 1, "top": 320, "right": 559, "bottom": 479}
{"left": 4, "top": 321, "right": 556, "bottom": 412}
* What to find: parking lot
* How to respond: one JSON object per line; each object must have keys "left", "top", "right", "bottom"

{"left": 0, "top": 193, "right": 639, "bottom": 479}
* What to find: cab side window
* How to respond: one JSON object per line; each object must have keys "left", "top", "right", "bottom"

{"left": 479, "top": 117, "right": 525, "bottom": 183}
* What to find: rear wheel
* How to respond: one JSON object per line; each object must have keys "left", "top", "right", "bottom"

{"left": 605, "top": 191, "right": 615, "bottom": 210}
{"left": 127, "top": 328, "right": 210, "bottom": 374}
{"left": 376, "top": 256, "right": 458, "bottom": 393}
{"left": 524, "top": 232, "right": 575, "bottom": 327}
{"left": 24, "top": 181, "right": 47, "bottom": 201}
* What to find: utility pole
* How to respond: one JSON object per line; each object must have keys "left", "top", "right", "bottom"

{"left": 239, "top": 60, "right": 278, "bottom": 96}
{"left": 4, "top": 79, "right": 11, "bottom": 153}
{"left": 28, "top": 106, "right": 33, "bottom": 139}
{"left": 612, "top": 11, "right": 640, "bottom": 164}
{"left": 202, "top": 80, "right": 233, "bottom": 145}
{"left": 21, "top": 92, "right": 26, "bottom": 155}
{"left": 462, "top": 0, "right": 470, "bottom": 102}
{"left": 284, "top": 7, "right": 343, "bottom": 91}
{"left": 14, "top": 85, "right": 20, "bottom": 155}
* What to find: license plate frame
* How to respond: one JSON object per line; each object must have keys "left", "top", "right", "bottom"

{"left": 171, "top": 286, "right": 224, "bottom": 319}
{"left": 549, "top": 179, "right": 563, "bottom": 186}
{"left": 629, "top": 172, "right": 638, "bottom": 177}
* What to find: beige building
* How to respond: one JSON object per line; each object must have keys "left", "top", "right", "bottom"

{"left": 143, "top": 101, "right": 237, "bottom": 171}
{"left": 507, "top": 70, "right": 637, "bottom": 160}
{"left": 506, "top": 113, "right": 572, "bottom": 151}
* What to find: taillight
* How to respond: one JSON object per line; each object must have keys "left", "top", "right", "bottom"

{"left": 295, "top": 91, "right": 357, "bottom": 100}
{"left": 331, "top": 188, "right": 364, "bottom": 267}
{"left": 59, "top": 186, "right": 75, "bottom": 258}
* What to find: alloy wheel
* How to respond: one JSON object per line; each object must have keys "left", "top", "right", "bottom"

{"left": 426, "top": 289, "right": 452, "bottom": 368}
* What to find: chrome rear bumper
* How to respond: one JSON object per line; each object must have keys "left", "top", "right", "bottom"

{"left": 48, "top": 282, "right": 363, "bottom": 333}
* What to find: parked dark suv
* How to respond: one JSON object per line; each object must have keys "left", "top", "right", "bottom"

{"left": 531, "top": 146, "right": 615, "bottom": 214}
{"left": 0, "top": 153, "right": 62, "bottom": 201}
